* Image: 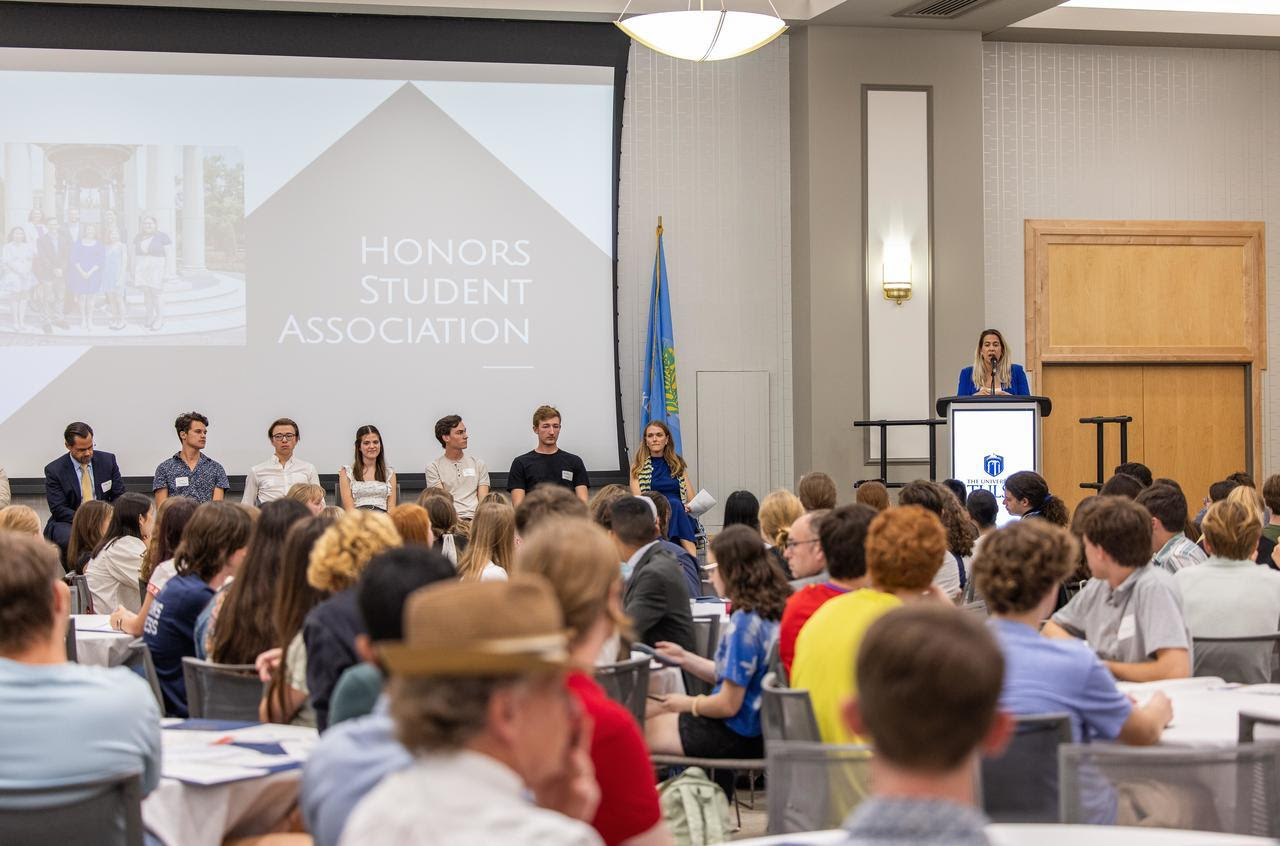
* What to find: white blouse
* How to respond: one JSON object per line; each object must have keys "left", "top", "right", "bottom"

{"left": 86, "top": 535, "right": 147, "bottom": 613}
{"left": 342, "top": 465, "right": 394, "bottom": 510}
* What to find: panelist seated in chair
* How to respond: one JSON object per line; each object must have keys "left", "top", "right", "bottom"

{"left": 644, "top": 526, "right": 790, "bottom": 770}
{"left": 1043, "top": 497, "right": 1192, "bottom": 683}
{"left": 43, "top": 420, "right": 126, "bottom": 554}
{"left": 0, "top": 532, "right": 161, "bottom": 838}
{"left": 956, "top": 328, "right": 1029, "bottom": 397}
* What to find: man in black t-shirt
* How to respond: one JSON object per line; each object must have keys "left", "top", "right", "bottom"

{"left": 507, "top": 405, "right": 589, "bottom": 505}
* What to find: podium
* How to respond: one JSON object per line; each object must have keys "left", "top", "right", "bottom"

{"left": 936, "top": 395, "right": 1052, "bottom": 522}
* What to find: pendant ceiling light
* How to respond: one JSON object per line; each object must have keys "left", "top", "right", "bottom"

{"left": 615, "top": 2, "right": 788, "bottom": 63}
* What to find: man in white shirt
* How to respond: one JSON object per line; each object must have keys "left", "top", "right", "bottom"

{"left": 243, "top": 417, "right": 321, "bottom": 505}
{"left": 340, "top": 576, "right": 602, "bottom": 846}
{"left": 424, "top": 414, "right": 490, "bottom": 521}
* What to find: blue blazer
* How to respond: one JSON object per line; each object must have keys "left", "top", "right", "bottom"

{"left": 956, "top": 363, "right": 1030, "bottom": 397}
{"left": 43, "top": 450, "right": 125, "bottom": 531}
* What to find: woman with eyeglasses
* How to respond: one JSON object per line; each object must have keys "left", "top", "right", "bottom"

{"left": 243, "top": 417, "right": 321, "bottom": 506}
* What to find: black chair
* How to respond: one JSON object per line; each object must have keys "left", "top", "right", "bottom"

{"left": 765, "top": 740, "right": 873, "bottom": 834}
{"left": 123, "top": 640, "right": 165, "bottom": 712}
{"left": 979, "top": 712, "right": 1070, "bottom": 822}
{"left": 65, "top": 617, "right": 77, "bottom": 662}
{"left": 761, "top": 672, "right": 820, "bottom": 743}
{"left": 181, "top": 657, "right": 263, "bottom": 720}
{"left": 1239, "top": 710, "right": 1280, "bottom": 742}
{"left": 686, "top": 616, "right": 721, "bottom": 696}
{"left": 67, "top": 573, "right": 91, "bottom": 615}
{"left": 1192, "top": 633, "right": 1280, "bottom": 684}
{"left": 595, "top": 655, "right": 650, "bottom": 726}
{"left": 0, "top": 769, "right": 144, "bottom": 846}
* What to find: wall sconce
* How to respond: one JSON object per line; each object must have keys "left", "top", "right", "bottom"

{"left": 881, "top": 241, "right": 912, "bottom": 305}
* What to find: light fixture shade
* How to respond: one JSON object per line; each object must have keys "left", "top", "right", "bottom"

{"left": 616, "top": 10, "right": 787, "bottom": 62}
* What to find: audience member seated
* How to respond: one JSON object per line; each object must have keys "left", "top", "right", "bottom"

{"left": 304, "top": 509, "right": 401, "bottom": 730}
{"left": 144, "top": 501, "right": 252, "bottom": 716}
{"left": 646, "top": 525, "right": 790, "bottom": 782}
{"left": 1263, "top": 474, "right": 1280, "bottom": 551}
{"left": 387, "top": 503, "right": 434, "bottom": 547}
{"left": 0, "top": 533, "right": 161, "bottom": 840}
{"left": 258, "top": 514, "right": 337, "bottom": 727}
{"left": 974, "top": 520, "right": 1171, "bottom": 823}
{"left": 456, "top": 499, "right": 515, "bottom": 582}
{"left": 0, "top": 504, "right": 42, "bottom": 537}
{"left": 1044, "top": 496, "right": 1191, "bottom": 682}
{"left": 85, "top": 491, "right": 152, "bottom": 614}
{"left": 942, "top": 478, "right": 967, "bottom": 503}
{"left": 328, "top": 546, "right": 456, "bottom": 726}
{"left": 966, "top": 489, "right": 998, "bottom": 547}
{"left": 1227, "top": 484, "right": 1276, "bottom": 567}
{"left": 855, "top": 480, "right": 889, "bottom": 512}
{"left": 721, "top": 490, "right": 761, "bottom": 533}
{"left": 1153, "top": 477, "right": 1202, "bottom": 543}
{"left": 759, "top": 488, "right": 804, "bottom": 579}
{"left": 416, "top": 488, "right": 466, "bottom": 564}
{"left": 192, "top": 503, "right": 261, "bottom": 658}
{"left": 1176, "top": 499, "right": 1280, "bottom": 683}
{"left": 1136, "top": 482, "right": 1205, "bottom": 574}
{"left": 65, "top": 499, "right": 112, "bottom": 574}
{"left": 514, "top": 483, "right": 590, "bottom": 539}
{"left": 837, "top": 605, "right": 1012, "bottom": 846}
{"left": 798, "top": 471, "right": 838, "bottom": 511}
{"left": 42, "top": 420, "right": 125, "bottom": 554}
{"left": 110, "top": 496, "right": 198, "bottom": 636}
{"left": 519, "top": 517, "right": 672, "bottom": 846}
{"left": 208, "top": 498, "right": 310, "bottom": 664}
{"left": 287, "top": 482, "right": 328, "bottom": 515}
{"left": 1197, "top": 478, "right": 1239, "bottom": 527}
{"left": 1002, "top": 470, "right": 1069, "bottom": 526}
{"left": 339, "top": 577, "right": 602, "bottom": 845}
{"left": 783, "top": 508, "right": 830, "bottom": 590}
{"left": 589, "top": 484, "right": 630, "bottom": 526}
{"left": 1115, "top": 462, "right": 1153, "bottom": 488}
{"left": 1099, "top": 473, "right": 1143, "bottom": 499}
{"left": 792, "top": 505, "right": 947, "bottom": 744}
{"left": 635, "top": 490, "right": 700, "bottom": 596}
{"left": 613, "top": 497, "right": 694, "bottom": 654}
{"left": 899, "top": 481, "right": 972, "bottom": 601}
{"left": 779, "top": 503, "right": 876, "bottom": 675}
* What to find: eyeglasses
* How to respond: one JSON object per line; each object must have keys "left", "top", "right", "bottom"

{"left": 784, "top": 538, "right": 820, "bottom": 550}
{"left": 271, "top": 433, "right": 298, "bottom": 442}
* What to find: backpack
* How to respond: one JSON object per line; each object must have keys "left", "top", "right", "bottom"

{"left": 657, "top": 766, "right": 731, "bottom": 846}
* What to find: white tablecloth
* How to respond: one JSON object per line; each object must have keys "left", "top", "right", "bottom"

{"left": 72, "top": 614, "right": 135, "bottom": 667}
{"left": 1118, "top": 676, "right": 1280, "bottom": 746}
{"left": 734, "top": 824, "right": 1277, "bottom": 845}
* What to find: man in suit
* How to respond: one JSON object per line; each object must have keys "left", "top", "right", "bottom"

{"left": 612, "top": 496, "right": 694, "bottom": 654}
{"left": 34, "top": 213, "right": 71, "bottom": 332}
{"left": 44, "top": 421, "right": 125, "bottom": 555}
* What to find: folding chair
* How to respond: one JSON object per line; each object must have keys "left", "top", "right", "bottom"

{"left": 1192, "top": 633, "right": 1280, "bottom": 685}
{"left": 123, "top": 640, "right": 165, "bottom": 712}
{"left": 181, "top": 656, "right": 263, "bottom": 720}
{"left": 980, "top": 712, "right": 1070, "bottom": 822}
{"left": 0, "top": 769, "right": 144, "bottom": 846}
{"left": 761, "top": 672, "right": 820, "bottom": 743}
{"left": 594, "top": 655, "right": 650, "bottom": 726}
{"left": 765, "top": 740, "right": 872, "bottom": 834}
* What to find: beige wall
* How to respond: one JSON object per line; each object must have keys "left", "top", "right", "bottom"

{"left": 790, "top": 27, "right": 987, "bottom": 501}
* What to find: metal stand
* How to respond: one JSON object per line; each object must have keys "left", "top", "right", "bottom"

{"left": 854, "top": 418, "right": 947, "bottom": 489}
{"left": 1078, "top": 415, "right": 1133, "bottom": 491}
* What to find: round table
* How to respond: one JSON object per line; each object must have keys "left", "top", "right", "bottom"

{"left": 72, "top": 614, "right": 136, "bottom": 667}
{"left": 1117, "top": 676, "right": 1280, "bottom": 746}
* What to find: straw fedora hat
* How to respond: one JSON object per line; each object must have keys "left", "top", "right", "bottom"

{"left": 377, "top": 574, "right": 571, "bottom": 676}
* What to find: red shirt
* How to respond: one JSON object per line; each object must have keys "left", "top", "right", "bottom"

{"left": 779, "top": 582, "right": 849, "bottom": 674}
{"left": 567, "top": 670, "right": 663, "bottom": 846}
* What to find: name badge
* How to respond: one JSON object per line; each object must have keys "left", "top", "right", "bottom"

{"left": 462, "top": 468, "right": 476, "bottom": 478}
{"left": 175, "top": 477, "right": 190, "bottom": 489}
{"left": 1116, "top": 614, "right": 1136, "bottom": 642}
{"left": 561, "top": 469, "right": 574, "bottom": 481}
{"left": 100, "top": 480, "right": 112, "bottom": 493}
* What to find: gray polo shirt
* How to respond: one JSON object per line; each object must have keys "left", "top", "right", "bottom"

{"left": 1051, "top": 564, "right": 1191, "bottom": 664}
{"left": 424, "top": 454, "right": 489, "bottom": 520}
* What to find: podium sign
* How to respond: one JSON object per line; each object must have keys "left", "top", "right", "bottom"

{"left": 949, "top": 401, "right": 1041, "bottom": 526}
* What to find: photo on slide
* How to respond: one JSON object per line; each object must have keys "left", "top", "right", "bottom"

{"left": 0, "top": 143, "right": 245, "bottom": 345}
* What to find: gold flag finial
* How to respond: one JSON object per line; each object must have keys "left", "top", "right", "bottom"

{"left": 657, "top": 216, "right": 663, "bottom": 237}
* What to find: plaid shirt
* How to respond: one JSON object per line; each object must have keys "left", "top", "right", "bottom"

{"left": 1153, "top": 532, "right": 1207, "bottom": 574}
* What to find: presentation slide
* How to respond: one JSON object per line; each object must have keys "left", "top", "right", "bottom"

{"left": 0, "top": 49, "right": 623, "bottom": 480}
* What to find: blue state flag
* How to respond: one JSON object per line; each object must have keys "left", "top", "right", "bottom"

{"left": 641, "top": 221, "right": 682, "bottom": 454}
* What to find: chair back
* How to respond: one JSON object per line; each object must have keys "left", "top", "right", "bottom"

{"left": 686, "top": 616, "right": 721, "bottom": 696}
{"left": 594, "top": 655, "right": 650, "bottom": 726}
{"left": 1239, "top": 711, "right": 1280, "bottom": 743}
{"left": 0, "top": 769, "right": 144, "bottom": 846}
{"left": 1059, "top": 741, "right": 1280, "bottom": 836}
{"left": 137, "top": 578, "right": 148, "bottom": 603}
{"left": 962, "top": 599, "right": 987, "bottom": 618}
{"left": 761, "top": 672, "right": 820, "bottom": 743}
{"left": 766, "top": 638, "right": 787, "bottom": 686}
{"left": 181, "top": 656, "right": 263, "bottom": 720}
{"left": 123, "top": 640, "right": 165, "bottom": 711}
{"left": 765, "top": 740, "right": 872, "bottom": 834}
{"left": 65, "top": 617, "right": 77, "bottom": 662}
{"left": 980, "top": 712, "right": 1070, "bottom": 822}
{"left": 1192, "top": 634, "right": 1280, "bottom": 685}
{"left": 68, "top": 574, "right": 91, "bottom": 615}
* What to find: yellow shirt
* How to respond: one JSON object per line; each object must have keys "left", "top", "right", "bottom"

{"left": 790, "top": 588, "right": 902, "bottom": 745}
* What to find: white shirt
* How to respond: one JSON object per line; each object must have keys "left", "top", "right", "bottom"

{"left": 86, "top": 535, "right": 147, "bottom": 613}
{"left": 242, "top": 455, "right": 320, "bottom": 505}
{"left": 340, "top": 749, "right": 602, "bottom": 846}
{"left": 425, "top": 454, "right": 490, "bottom": 520}
{"left": 479, "top": 562, "right": 508, "bottom": 582}
{"left": 1175, "top": 555, "right": 1280, "bottom": 637}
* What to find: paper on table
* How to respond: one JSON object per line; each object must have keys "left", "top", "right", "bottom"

{"left": 687, "top": 489, "right": 716, "bottom": 517}
{"left": 72, "top": 614, "right": 122, "bottom": 634}
{"left": 223, "top": 723, "right": 320, "bottom": 744}
{"left": 162, "top": 759, "right": 271, "bottom": 786}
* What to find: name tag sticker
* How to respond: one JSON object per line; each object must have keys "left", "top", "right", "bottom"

{"left": 462, "top": 468, "right": 477, "bottom": 478}
{"left": 561, "top": 470, "right": 574, "bottom": 481}
{"left": 100, "top": 480, "right": 111, "bottom": 493}
{"left": 175, "top": 477, "right": 190, "bottom": 489}
{"left": 1117, "top": 614, "right": 1136, "bottom": 642}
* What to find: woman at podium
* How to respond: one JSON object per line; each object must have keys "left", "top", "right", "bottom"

{"left": 956, "top": 328, "right": 1030, "bottom": 396}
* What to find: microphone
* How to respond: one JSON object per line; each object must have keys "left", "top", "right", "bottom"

{"left": 989, "top": 354, "right": 997, "bottom": 396}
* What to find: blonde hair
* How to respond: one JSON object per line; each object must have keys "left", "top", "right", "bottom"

{"left": 759, "top": 489, "right": 804, "bottom": 547}
{"left": 306, "top": 510, "right": 401, "bottom": 592}
{"left": 1227, "top": 484, "right": 1266, "bottom": 525}
{"left": 287, "top": 483, "right": 326, "bottom": 506}
{"left": 515, "top": 517, "right": 628, "bottom": 644}
{"left": 0, "top": 505, "right": 41, "bottom": 536}
{"left": 971, "top": 328, "right": 1012, "bottom": 391}
{"left": 1202, "top": 497, "right": 1262, "bottom": 561}
{"left": 457, "top": 499, "right": 515, "bottom": 582}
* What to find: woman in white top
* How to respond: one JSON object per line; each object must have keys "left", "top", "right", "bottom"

{"left": 86, "top": 492, "right": 153, "bottom": 614}
{"left": 109, "top": 496, "right": 198, "bottom": 635}
{"left": 456, "top": 499, "right": 514, "bottom": 582}
{"left": 339, "top": 424, "right": 397, "bottom": 512}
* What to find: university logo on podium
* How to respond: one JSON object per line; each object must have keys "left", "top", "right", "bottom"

{"left": 984, "top": 453, "right": 1005, "bottom": 477}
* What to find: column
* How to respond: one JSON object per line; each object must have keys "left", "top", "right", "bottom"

{"left": 4, "top": 143, "right": 33, "bottom": 234}
{"left": 181, "top": 145, "right": 206, "bottom": 272}
{"left": 41, "top": 149, "right": 56, "bottom": 216}
{"left": 146, "top": 144, "right": 177, "bottom": 277}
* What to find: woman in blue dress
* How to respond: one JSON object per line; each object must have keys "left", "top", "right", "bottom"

{"left": 956, "top": 327, "right": 1030, "bottom": 396}
{"left": 630, "top": 420, "right": 697, "bottom": 555}
{"left": 68, "top": 224, "right": 105, "bottom": 332}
